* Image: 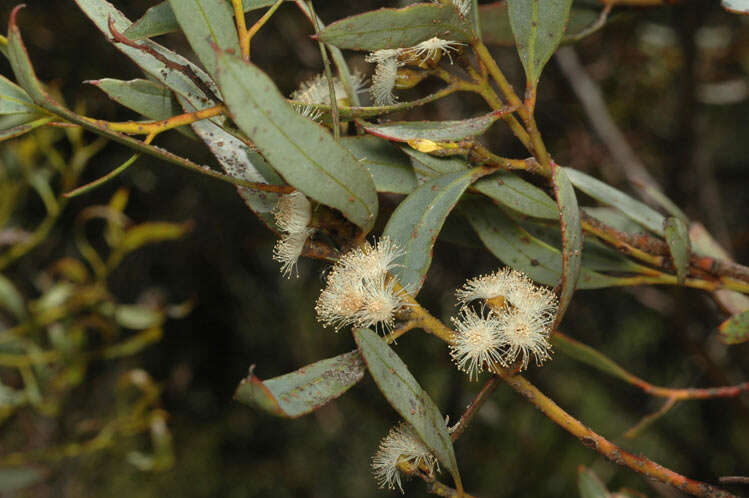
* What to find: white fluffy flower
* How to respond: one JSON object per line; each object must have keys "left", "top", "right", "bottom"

{"left": 432, "top": 0, "right": 471, "bottom": 17}
{"left": 407, "top": 37, "right": 464, "bottom": 64}
{"left": 367, "top": 53, "right": 403, "bottom": 106}
{"left": 449, "top": 307, "right": 504, "bottom": 380}
{"left": 272, "top": 192, "right": 314, "bottom": 277}
{"left": 371, "top": 422, "right": 439, "bottom": 493}
{"left": 315, "top": 238, "right": 408, "bottom": 332}
{"left": 453, "top": 268, "right": 558, "bottom": 372}
{"left": 290, "top": 72, "right": 367, "bottom": 121}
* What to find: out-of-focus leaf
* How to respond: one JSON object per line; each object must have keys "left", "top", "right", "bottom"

{"left": 551, "top": 163, "right": 582, "bottom": 325}
{"left": 722, "top": 0, "right": 749, "bottom": 14}
{"left": 474, "top": 172, "right": 559, "bottom": 220}
{"left": 0, "top": 467, "right": 46, "bottom": 492}
{"left": 578, "top": 466, "right": 611, "bottom": 498}
{"left": 341, "top": 135, "right": 416, "bottom": 194}
{"left": 462, "top": 200, "right": 623, "bottom": 289}
{"left": 125, "top": 0, "right": 280, "bottom": 39}
{"left": 316, "top": 3, "right": 474, "bottom": 51}
{"left": 565, "top": 167, "right": 665, "bottom": 235}
{"left": 234, "top": 350, "right": 366, "bottom": 418}
{"left": 663, "top": 217, "right": 690, "bottom": 285}
{"left": 120, "top": 222, "right": 192, "bottom": 254}
{"left": 114, "top": 305, "right": 165, "bottom": 330}
{"left": 551, "top": 333, "right": 639, "bottom": 384}
{"left": 481, "top": 3, "right": 605, "bottom": 46}
{"left": 0, "top": 273, "right": 25, "bottom": 320}
{"left": 167, "top": 0, "right": 239, "bottom": 76}
{"left": 583, "top": 207, "right": 643, "bottom": 234}
{"left": 360, "top": 110, "right": 505, "bottom": 143}
{"left": 718, "top": 310, "right": 749, "bottom": 345}
{"left": 0, "top": 115, "right": 52, "bottom": 141}
{"left": 623, "top": 397, "right": 677, "bottom": 439}
{"left": 384, "top": 168, "right": 483, "bottom": 294}
{"left": 507, "top": 0, "right": 573, "bottom": 85}
{"left": 353, "top": 328, "right": 461, "bottom": 487}
{"left": 215, "top": 50, "right": 378, "bottom": 231}
{"left": 74, "top": 0, "right": 281, "bottom": 222}
{"left": 0, "top": 74, "right": 39, "bottom": 114}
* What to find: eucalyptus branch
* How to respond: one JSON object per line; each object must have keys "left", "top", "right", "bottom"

{"left": 449, "top": 376, "right": 500, "bottom": 442}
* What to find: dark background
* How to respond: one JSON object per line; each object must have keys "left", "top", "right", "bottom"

{"left": 1, "top": 0, "right": 748, "bottom": 496}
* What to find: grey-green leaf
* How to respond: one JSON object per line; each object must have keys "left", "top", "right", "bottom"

{"left": 552, "top": 163, "right": 582, "bottom": 324}
{"left": 214, "top": 50, "right": 378, "bottom": 231}
{"left": 384, "top": 168, "right": 482, "bottom": 294}
{"left": 473, "top": 171, "right": 559, "bottom": 220}
{"left": 234, "top": 351, "right": 366, "bottom": 418}
{"left": 167, "top": 0, "right": 239, "bottom": 76}
{"left": 316, "top": 3, "right": 474, "bottom": 51}
{"left": 565, "top": 167, "right": 665, "bottom": 235}
{"left": 578, "top": 466, "right": 611, "bottom": 498}
{"left": 353, "top": 328, "right": 461, "bottom": 486}
{"left": 0, "top": 74, "right": 39, "bottom": 115}
{"left": 663, "top": 216, "right": 690, "bottom": 285}
{"left": 89, "top": 78, "right": 181, "bottom": 120}
{"left": 507, "top": 0, "right": 573, "bottom": 85}
{"left": 360, "top": 110, "right": 505, "bottom": 143}
{"left": 462, "top": 200, "right": 623, "bottom": 289}
{"left": 341, "top": 135, "right": 416, "bottom": 194}
{"left": 125, "top": 0, "right": 280, "bottom": 40}
{"left": 718, "top": 310, "right": 749, "bottom": 345}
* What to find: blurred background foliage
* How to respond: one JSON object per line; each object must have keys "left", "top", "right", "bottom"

{"left": 0, "top": 1, "right": 747, "bottom": 497}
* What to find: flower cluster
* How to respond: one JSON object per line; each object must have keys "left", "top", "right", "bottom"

{"left": 366, "top": 37, "right": 464, "bottom": 106}
{"left": 450, "top": 268, "right": 558, "bottom": 377}
{"left": 289, "top": 72, "right": 366, "bottom": 121}
{"left": 272, "top": 191, "right": 314, "bottom": 277}
{"left": 315, "top": 238, "right": 409, "bottom": 332}
{"left": 371, "top": 422, "right": 439, "bottom": 493}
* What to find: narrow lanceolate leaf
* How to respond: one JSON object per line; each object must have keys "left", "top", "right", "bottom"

{"left": 384, "top": 168, "right": 483, "bottom": 294}
{"left": 551, "top": 333, "right": 639, "bottom": 384}
{"left": 462, "top": 200, "right": 622, "bottom": 289}
{"left": 577, "top": 466, "right": 611, "bottom": 498}
{"left": 565, "top": 167, "right": 665, "bottom": 235}
{"left": 341, "top": 135, "right": 416, "bottom": 195}
{"left": 353, "top": 328, "right": 461, "bottom": 486}
{"left": 663, "top": 217, "right": 690, "bottom": 285}
{"left": 234, "top": 351, "right": 365, "bottom": 418}
{"left": 507, "top": 0, "right": 573, "bottom": 85}
{"left": 125, "top": 0, "right": 280, "bottom": 39}
{"left": 551, "top": 163, "right": 582, "bottom": 324}
{"left": 316, "top": 3, "right": 474, "bottom": 51}
{"left": 89, "top": 79, "right": 181, "bottom": 120}
{"left": 168, "top": 0, "right": 239, "bottom": 76}
{"left": 215, "top": 50, "right": 378, "bottom": 231}
{"left": 718, "top": 310, "right": 749, "bottom": 345}
{"left": 0, "top": 74, "right": 40, "bottom": 115}
{"left": 360, "top": 110, "right": 507, "bottom": 143}
{"left": 722, "top": 0, "right": 749, "bottom": 15}
{"left": 473, "top": 172, "right": 559, "bottom": 220}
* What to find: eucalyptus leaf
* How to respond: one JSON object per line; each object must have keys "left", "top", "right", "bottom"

{"left": 565, "top": 167, "right": 665, "bottom": 235}
{"left": 462, "top": 200, "right": 623, "bottom": 289}
{"left": 125, "top": 0, "right": 281, "bottom": 40}
{"left": 718, "top": 310, "right": 749, "bottom": 345}
{"left": 0, "top": 467, "right": 46, "bottom": 493}
{"left": 341, "top": 135, "right": 416, "bottom": 195}
{"left": 507, "top": 0, "right": 573, "bottom": 85}
{"left": 167, "top": 0, "right": 239, "bottom": 76}
{"left": 214, "top": 50, "right": 378, "bottom": 231}
{"left": 89, "top": 79, "right": 181, "bottom": 120}
{"left": 360, "top": 110, "right": 505, "bottom": 143}
{"left": 316, "top": 3, "right": 474, "bottom": 51}
{"left": 0, "top": 74, "right": 39, "bottom": 115}
{"left": 473, "top": 172, "right": 559, "bottom": 220}
{"left": 0, "top": 273, "right": 26, "bottom": 320}
{"left": 353, "top": 328, "right": 461, "bottom": 486}
{"left": 663, "top": 216, "right": 690, "bottom": 285}
{"left": 234, "top": 350, "right": 365, "bottom": 418}
{"left": 384, "top": 168, "right": 483, "bottom": 294}
{"left": 551, "top": 333, "right": 639, "bottom": 384}
{"left": 577, "top": 466, "right": 611, "bottom": 498}
{"left": 551, "top": 163, "right": 582, "bottom": 324}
